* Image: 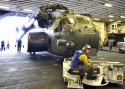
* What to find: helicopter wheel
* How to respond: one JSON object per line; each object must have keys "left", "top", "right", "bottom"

{"left": 33, "top": 52, "right": 35, "bottom": 55}
{"left": 29, "top": 51, "right": 35, "bottom": 55}
{"left": 29, "top": 52, "right": 32, "bottom": 54}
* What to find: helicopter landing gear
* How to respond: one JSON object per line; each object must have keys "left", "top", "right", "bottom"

{"left": 29, "top": 51, "right": 36, "bottom": 55}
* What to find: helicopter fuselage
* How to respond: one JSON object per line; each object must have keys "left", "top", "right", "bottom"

{"left": 27, "top": 14, "right": 100, "bottom": 57}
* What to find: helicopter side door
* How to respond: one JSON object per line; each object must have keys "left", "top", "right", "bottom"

{"left": 48, "top": 19, "right": 66, "bottom": 55}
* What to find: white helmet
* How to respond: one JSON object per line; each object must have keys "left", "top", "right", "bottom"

{"left": 86, "top": 44, "right": 91, "bottom": 49}
{"left": 82, "top": 44, "right": 91, "bottom": 50}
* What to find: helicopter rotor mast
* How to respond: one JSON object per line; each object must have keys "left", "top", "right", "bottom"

{"left": 18, "top": 4, "right": 70, "bottom": 40}
{"left": 39, "top": 3, "right": 69, "bottom": 12}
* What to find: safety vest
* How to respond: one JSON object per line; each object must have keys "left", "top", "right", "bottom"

{"left": 70, "top": 50, "right": 86, "bottom": 69}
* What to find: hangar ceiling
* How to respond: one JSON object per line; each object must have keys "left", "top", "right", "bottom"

{"left": 0, "top": 0, "right": 125, "bottom": 22}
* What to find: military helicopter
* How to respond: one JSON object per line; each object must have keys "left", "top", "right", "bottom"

{"left": 18, "top": 4, "right": 100, "bottom": 57}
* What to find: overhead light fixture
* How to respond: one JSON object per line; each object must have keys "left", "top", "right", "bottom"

{"left": 93, "top": 18, "right": 100, "bottom": 21}
{"left": 117, "top": 20, "right": 122, "bottom": 23}
{"left": 104, "top": 3, "right": 112, "bottom": 7}
{"left": 0, "top": 6, "right": 9, "bottom": 9}
{"left": 120, "top": 16, "right": 125, "bottom": 18}
{"left": 23, "top": 9, "right": 33, "bottom": 12}
{"left": 4, "top": 0, "right": 10, "bottom": 1}
{"left": 109, "top": 19, "right": 114, "bottom": 21}
{"left": 108, "top": 15, "right": 114, "bottom": 17}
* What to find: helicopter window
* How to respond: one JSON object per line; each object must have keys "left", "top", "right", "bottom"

{"left": 52, "top": 19, "right": 60, "bottom": 31}
{"left": 76, "top": 18, "right": 88, "bottom": 24}
{"left": 86, "top": 18, "right": 93, "bottom": 25}
{"left": 68, "top": 18, "right": 76, "bottom": 23}
{"left": 54, "top": 20, "right": 62, "bottom": 32}
{"left": 62, "top": 18, "right": 76, "bottom": 24}
{"left": 85, "top": 19, "right": 90, "bottom": 24}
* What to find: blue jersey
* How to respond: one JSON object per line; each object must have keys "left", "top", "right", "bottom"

{"left": 70, "top": 50, "right": 85, "bottom": 69}
{"left": 17, "top": 40, "right": 22, "bottom": 46}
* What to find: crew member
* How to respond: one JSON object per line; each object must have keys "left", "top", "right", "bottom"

{"left": 17, "top": 39, "right": 22, "bottom": 53}
{"left": 68, "top": 44, "right": 96, "bottom": 80}
{"left": 1, "top": 40, "right": 5, "bottom": 51}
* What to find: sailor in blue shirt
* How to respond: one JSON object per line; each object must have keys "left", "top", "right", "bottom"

{"left": 68, "top": 44, "right": 96, "bottom": 80}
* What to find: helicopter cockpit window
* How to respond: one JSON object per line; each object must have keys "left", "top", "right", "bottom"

{"left": 54, "top": 20, "right": 62, "bottom": 32}
{"left": 85, "top": 18, "right": 93, "bottom": 25}
{"left": 62, "top": 18, "right": 76, "bottom": 24}
{"left": 76, "top": 18, "right": 88, "bottom": 24}
{"left": 85, "top": 19, "right": 90, "bottom": 24}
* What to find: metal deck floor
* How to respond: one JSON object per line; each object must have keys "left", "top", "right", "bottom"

{"left": 0, "top": 47, "right": 124, "bottom": 89}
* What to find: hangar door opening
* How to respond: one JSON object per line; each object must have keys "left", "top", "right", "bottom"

{"left": 0, "top": 16, "right": 29, "bottom": 53}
